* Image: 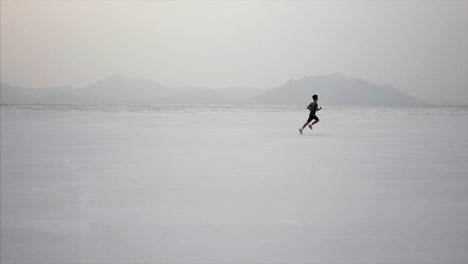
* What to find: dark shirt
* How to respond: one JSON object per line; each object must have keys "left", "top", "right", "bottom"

{"left": 309, "top": 102, "right": 318, "bottom": 115}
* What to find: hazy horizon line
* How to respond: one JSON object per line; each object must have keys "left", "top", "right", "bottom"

{"left": 1, "top": 71, "right": 388, "bottom": 90}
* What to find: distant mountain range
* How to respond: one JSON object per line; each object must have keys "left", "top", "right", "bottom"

{"left": 251, "top": 72, "right": 426, "bottom": 106}
{"left": 1, "top": 73, "right": 427, "bottom": 106}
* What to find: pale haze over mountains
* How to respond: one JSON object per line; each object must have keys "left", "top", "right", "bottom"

{"left": 1, "top": 73, "right": 427, "bottom": 106}
{"left": 1, "top": 1, "right": 467, "bottom": 105}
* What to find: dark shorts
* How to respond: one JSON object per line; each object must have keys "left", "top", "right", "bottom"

{"left": 307, "top": 114, "right": 319, "bottom": 122}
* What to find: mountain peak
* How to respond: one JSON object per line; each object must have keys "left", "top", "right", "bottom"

{"left": 328, "top": 72, "right": 347, "bottom": 79}
{"left": 253, "top": 73, "right": 426, "bottom": 106}
{"left": 103, "top": 73, "right": 130, "bottom": 81}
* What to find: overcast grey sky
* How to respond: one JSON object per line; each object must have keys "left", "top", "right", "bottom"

{"left": 1, "top": 0, "right": 467, "bottom": 103}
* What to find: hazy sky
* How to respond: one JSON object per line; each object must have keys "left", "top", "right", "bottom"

{"left": 1, "top": 0, "right": 467, "bottom": 103}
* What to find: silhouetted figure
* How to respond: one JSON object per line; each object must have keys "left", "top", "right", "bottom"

{"left": 299, "top": 94, "right": 322, "bottom": 135}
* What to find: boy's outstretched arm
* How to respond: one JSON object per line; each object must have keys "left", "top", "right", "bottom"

{"left": 317, "top": 107, "right": 322, "bottom": 111}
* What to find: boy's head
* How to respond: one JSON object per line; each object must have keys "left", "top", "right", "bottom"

{"left": 312, "top": 94, "right": 318, "bottom": 101}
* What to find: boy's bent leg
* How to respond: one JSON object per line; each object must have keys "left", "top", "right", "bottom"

{"left": 311, "top": 116, "right": 320, "bottom": 125}
{"left": 303, "top": 115, "right": 314, "bottom": 129}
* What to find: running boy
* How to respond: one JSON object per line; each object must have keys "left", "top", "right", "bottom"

{"left": 299, "top": 94, "right": 322, "bottom": 135}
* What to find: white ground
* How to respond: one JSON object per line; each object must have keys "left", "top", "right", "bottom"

{"left": 1, "top": 105, "right": 467, "bottom": 264}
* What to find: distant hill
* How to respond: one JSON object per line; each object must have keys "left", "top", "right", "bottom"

{"left": 251, "top": 73, "right": 426, "bottom": 106}
{"left": 0, "top": 75, "right": 261, "bottom": 105}
{"left": 71, "top": 74, "right": 172, "bottom": 104}
{"left": 1, "top": 73, "right": 427, "bottom": 106}
{"left": 0, "top": 84, "right": 76, "bottom": 104}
